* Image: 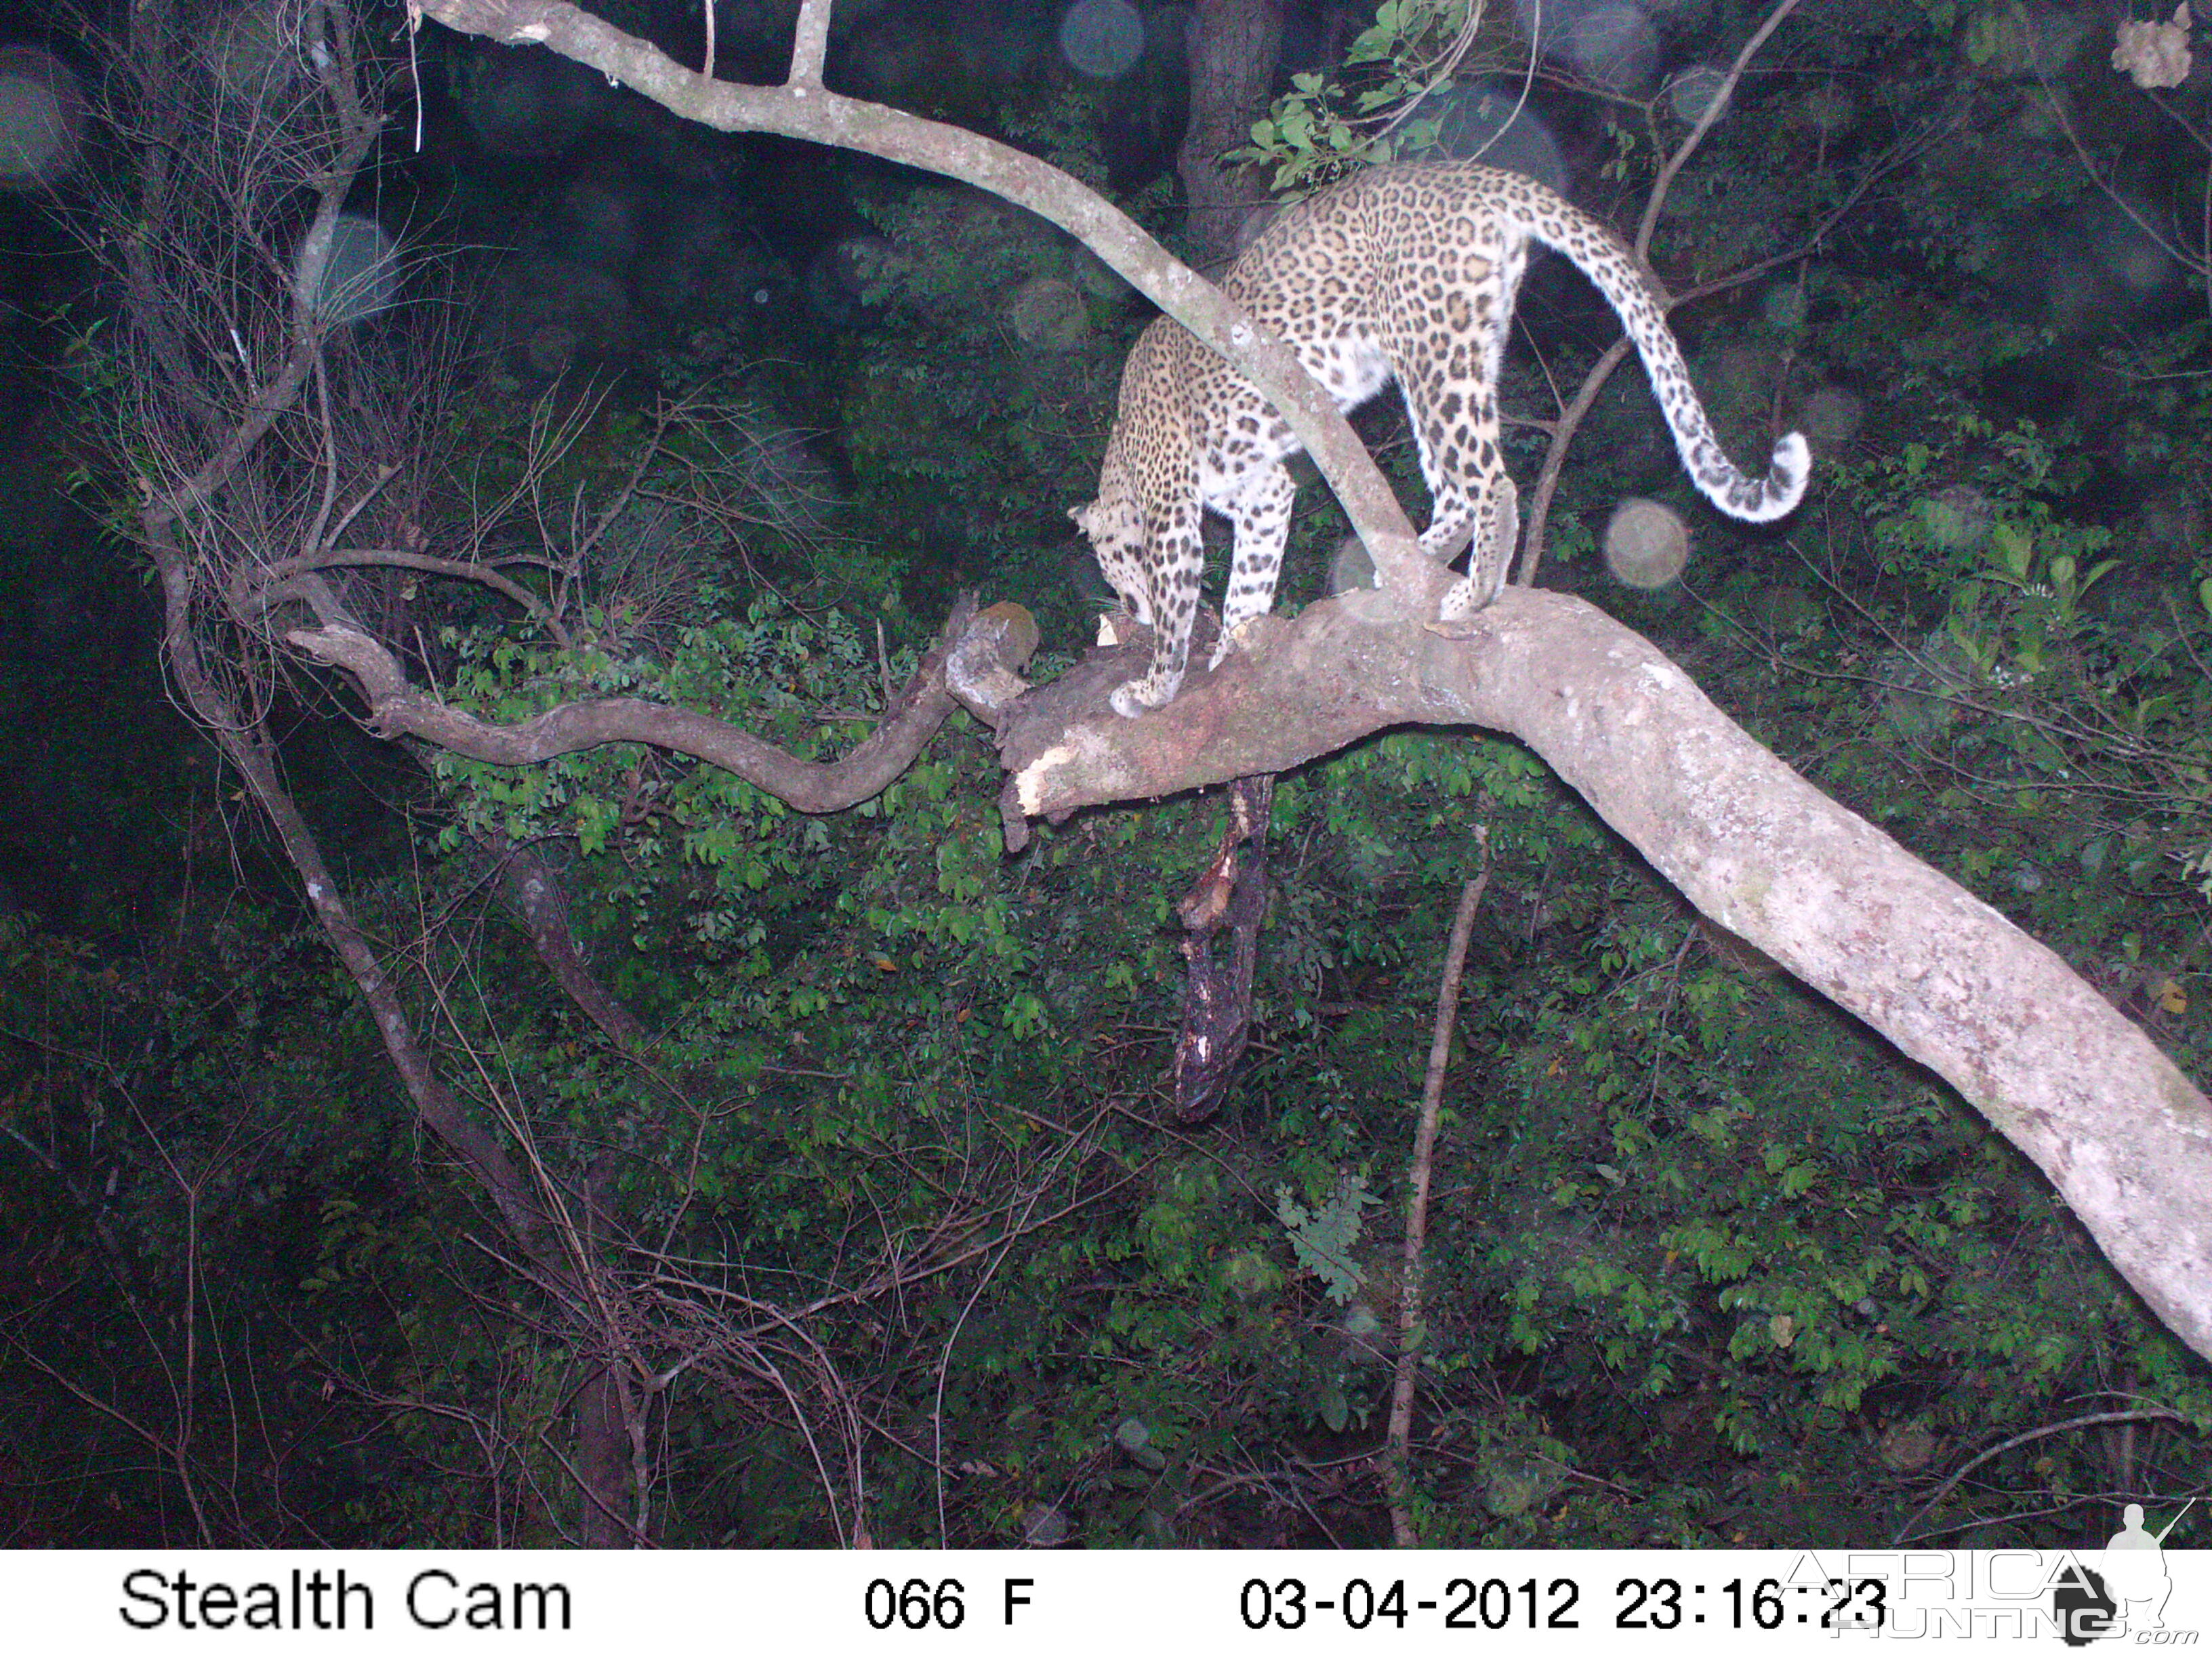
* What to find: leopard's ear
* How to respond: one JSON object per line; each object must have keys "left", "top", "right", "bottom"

{"left": 1069, "top": 502, "right": 1096, "bottom": 534}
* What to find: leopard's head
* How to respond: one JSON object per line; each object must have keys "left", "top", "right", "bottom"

{"left": 1068, "top": 490, "right": 1151, "bottom": 626}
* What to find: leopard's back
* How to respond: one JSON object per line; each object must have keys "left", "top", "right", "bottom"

{"left": 1220, "top": 160, "right": 1807, "bottom": 534}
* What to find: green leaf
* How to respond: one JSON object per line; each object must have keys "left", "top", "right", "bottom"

{"left": 1990, "top": 522, "right": 2032, "bottom": 580}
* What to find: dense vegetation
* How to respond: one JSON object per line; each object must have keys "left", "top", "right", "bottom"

{"left": 0, "top": 0, "right": 2206, "bottom": 1548}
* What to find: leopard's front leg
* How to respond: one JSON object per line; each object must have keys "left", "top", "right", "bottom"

{"left": 1110, "top": 514, "right": 1206, "bottom": 718}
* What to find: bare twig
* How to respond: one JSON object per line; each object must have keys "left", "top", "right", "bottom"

{"left": 243, "top": 548, "right": 569, "bottom": 644}
{"left": 1385, "top": 829, "right": 1490, "bottom": 1547}
{"left": 1633, "top": 0, "right": 1801, "bottom": 256}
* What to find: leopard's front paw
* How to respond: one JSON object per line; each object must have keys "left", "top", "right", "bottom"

{"left": 1111, "top": 678, "right": 1171, "bottom": 718}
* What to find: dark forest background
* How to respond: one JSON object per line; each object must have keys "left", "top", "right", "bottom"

{"left": 0, "top": 0, "right": 2206, "bottom": 1547}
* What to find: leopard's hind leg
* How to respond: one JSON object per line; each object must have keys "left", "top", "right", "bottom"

{"left": 1210, "top": 462, "right": 1298, "bottom": 670}
{"left": 1440, "top": 473, "right": 1518, "bottom": 620}
{"left": 1397, "top": 350, "right": 1515, "bottom": 558}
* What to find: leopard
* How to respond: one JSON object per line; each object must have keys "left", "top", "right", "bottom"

{"left": 1070, "top": 159, "right": 1811, "bottom": 718}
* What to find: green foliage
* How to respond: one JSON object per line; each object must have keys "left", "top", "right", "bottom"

{"left": 1275, "top": 1172, "right": 1378, "bottom": 1305}
{"left": 1233, "top": 0, "right": 1479, "bottom": 188}
{"left": 1799, "top": 415, "right": 2212, "bottom": 943}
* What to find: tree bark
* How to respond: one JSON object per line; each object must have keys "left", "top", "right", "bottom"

{"left": 1170, "top": 774, "right": 1273, "bottom": 1121}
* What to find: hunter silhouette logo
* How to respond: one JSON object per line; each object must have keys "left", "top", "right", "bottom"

{"left": 2051, "top": 1500, "right": 2194, "bottom": 1645}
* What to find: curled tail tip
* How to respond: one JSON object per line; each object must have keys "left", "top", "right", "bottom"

{"left": 1727, "top": 430, "right": 1811, "bottom": 523}
{"left": 1770, "top": 430, "right": 1811, "bottom": 507}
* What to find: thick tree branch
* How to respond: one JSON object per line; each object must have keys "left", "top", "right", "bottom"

{"left": 787, "top": 0, "right": 832, "bottom": 87}
{"left": 1002, "top": 590, "right": 2212, "bottom": 1361}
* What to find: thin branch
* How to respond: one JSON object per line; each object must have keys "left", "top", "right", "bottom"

{"left": 1385, "top": 834, "right": 1490, "bottom": 1548}
{"left": 1634, "top": 0, "right": 1801, "bottom": 257}
{"left": 1893, "top": 1409, "right": 2191, "bottom": 1545}
{"left": 247, "top": 547, "right": 570, "bottom": 644}
{"left": 1353, "top": 0, "right": 1490, "bottom": 161}
{"left": 2039, "top": 70, "right": 2209, "bottom": 282}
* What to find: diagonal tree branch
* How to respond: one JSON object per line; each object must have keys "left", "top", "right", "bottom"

{"left": 997, "top": 587, "right": 2212, "bottom": 1361}
{"left": 412, "top": 0, "right": 1445, "bottom": 609}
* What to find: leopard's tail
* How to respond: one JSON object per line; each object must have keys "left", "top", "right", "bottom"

{"left": 1521, "top": 197, "right": 1810, "bottom": 525}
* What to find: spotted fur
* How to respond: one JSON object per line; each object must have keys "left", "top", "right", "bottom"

{"left": 1070, "top": 159, "right": 1811, "bottom": 717}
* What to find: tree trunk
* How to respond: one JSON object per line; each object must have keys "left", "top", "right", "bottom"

{"left": 1176, "top": 0, "right": 1286, "bottom": 270}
